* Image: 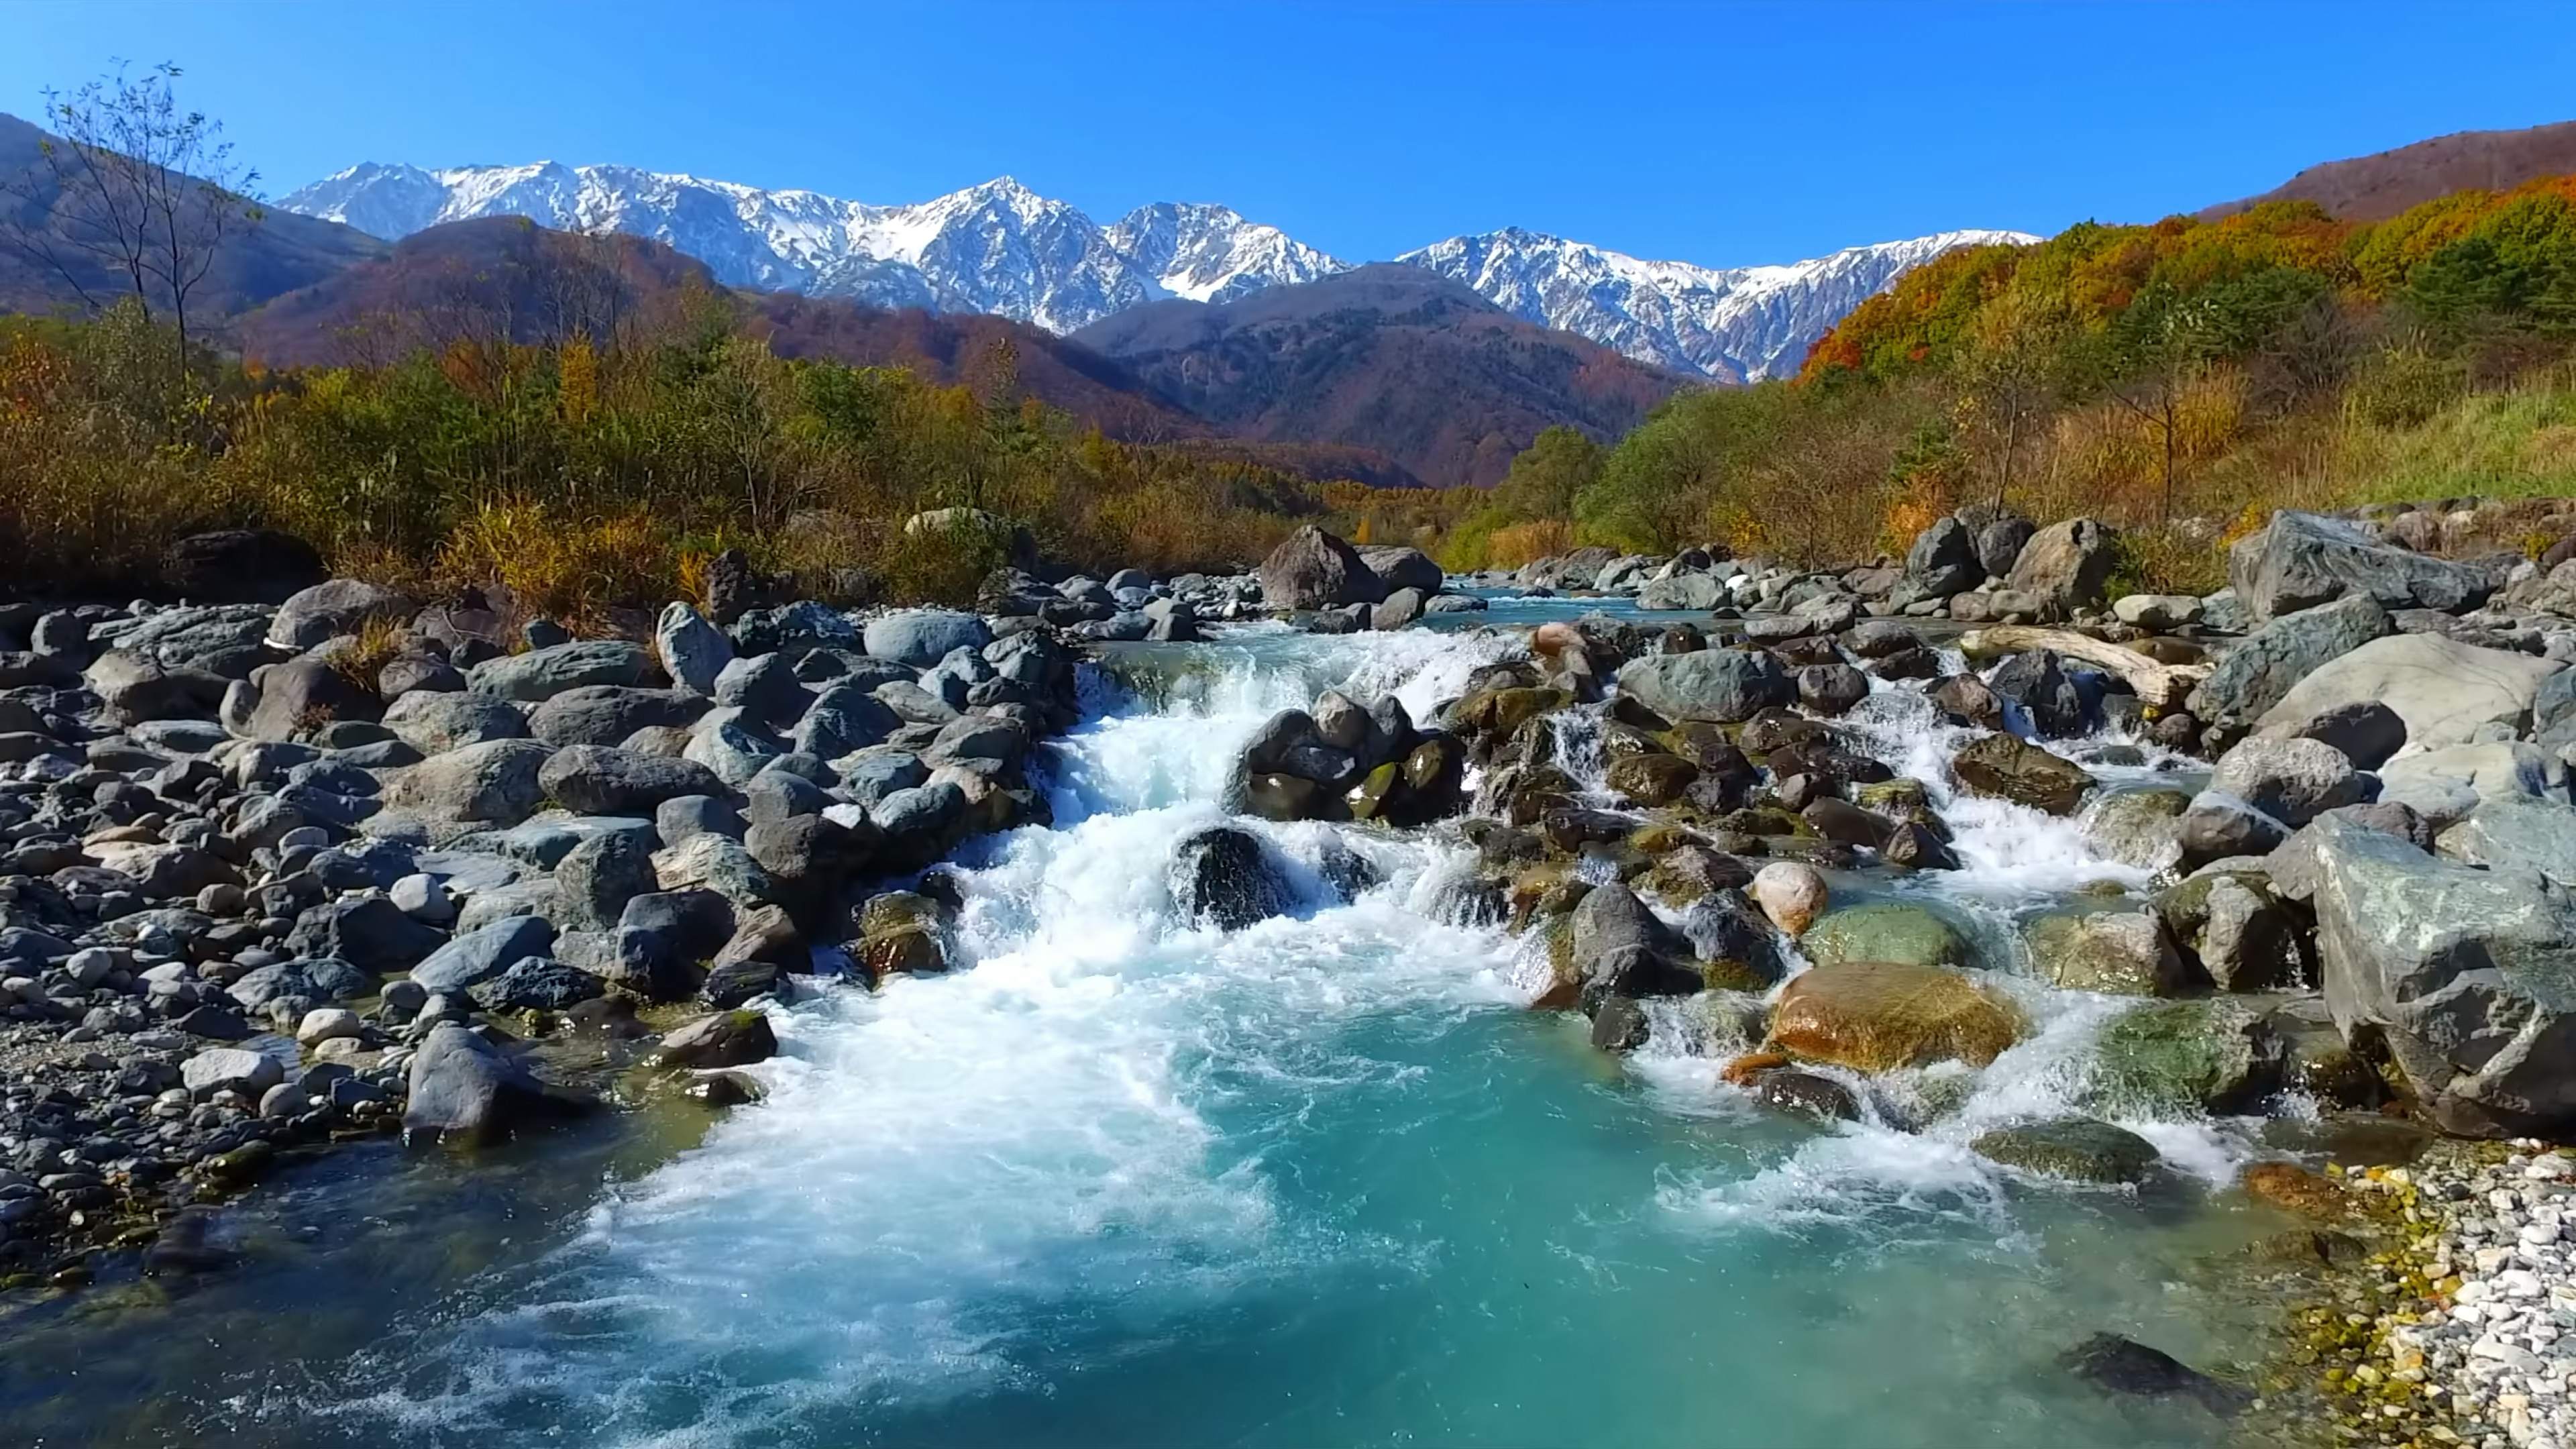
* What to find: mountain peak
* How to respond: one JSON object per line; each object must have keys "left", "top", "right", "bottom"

{"left": 278, "top": 158, "right": 2023, "bottom": 378}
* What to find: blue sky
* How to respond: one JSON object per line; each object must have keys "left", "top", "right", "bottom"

{"left": 6, "top": 1, "right": 2573, "bottom": 268}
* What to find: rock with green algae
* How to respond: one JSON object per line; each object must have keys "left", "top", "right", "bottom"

{"left": 2082, "top": 998, "right": 2284, "bottom": 1117}
{"left": 2022, "top": 909, "right": 2186, "bottom": 996}
{"left": 1802, "top": 900, "right": 1975, "bottom": 971}
{"left": 1971, "top": 1118, "right": 2160, "bottom": 1183}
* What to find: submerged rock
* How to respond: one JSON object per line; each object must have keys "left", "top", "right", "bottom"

{"left": 2061, "top": 1333, "right": 2253, "bottom": 1417}
{"left": 1972, "top": 1118, "right": 2159, "bottom": 1183}
{"left": 2082, "top": 998, "right": 2282, "bottom": 1117}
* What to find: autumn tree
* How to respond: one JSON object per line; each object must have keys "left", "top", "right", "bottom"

{"left": 1952, "top": 288, "right": 2070, "bottom": 512}
{"left": 0, "top": 62, "right": 262, "bottom": 377}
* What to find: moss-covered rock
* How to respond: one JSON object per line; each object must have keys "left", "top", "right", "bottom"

{"left": 2082, "top": 998, "right": 2283, "bottom": 1117}
{"left": 1951, "top": 733, "right": 2094, "bottom": 815}
{"left": 1766, "top": 960, "right": 2022, "bottom": 1073}
{"left": 1971, "top": 1118, "right": 2159, "bottom": 1183}
{"left": 2022, "top": 910, "right": 2185, "bottom": 996}
{"left": 1804, "top": 901, "right": 1975, "bottom": 971}
{"left": 1606, "top": 751, "right": 1697, "bottom": 806}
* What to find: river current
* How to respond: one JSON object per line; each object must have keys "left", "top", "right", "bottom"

{"left": 5, "top": 608, "right": 2305, "bottom": 1448}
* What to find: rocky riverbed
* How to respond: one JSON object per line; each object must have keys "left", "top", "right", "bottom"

{"left": 1, "top": 498, "right": 2573, "bottom": 1445}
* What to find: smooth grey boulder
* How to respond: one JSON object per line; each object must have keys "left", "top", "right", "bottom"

{"left": 540, "top": 744, "right": 727, "bottom": 816}
{"left": 712, "top": 652, "right": 810, "bottom": 727}
{"left": 2436, "top": 796, "right": 2576, "bottom": 888}
{"left": 792, "top": 683, "right": 900, "bottom": 759}
{"left": 1371, "top": 588, "right": 1428, "bottom": 631}
{"left": 2288, "top": 812, "right": 2576, "bottom": 1137}
{"left": 684, "top": 707, "right": 784, "bottom": 788}
{"left": 382, "top": 690, "right": 529, "bottom": 755}
{"left": 2253, "top": 633, "right": 2563, "bottom": 753}
{"left": 2006, "top": 518, "right": 2117, "bottom": 616}
{"left": 2190, "top": 594, "right": 2389, "bottom": 724}
{"left": 1637, "top": 573, "right": 1723, "bottom": 611}
{"left": 527, "top": 685, "right": 709, "bottom": 747}
{"left": 650, "top": 831, "right": 774, "bottom": 906}
{"left": 2229, "top": 509, "right": 2493, "bottom": 623}
{"left": 380, "top": 737, "right": 554, "bottom": 825}
{"left": 863, "top": 609, "right": 993, "bottom": 667}
{"left": 1615, "top": 650, "right": 1793, "bottom": 724}
{"left": 655, "top": 601, "right": 733, "bottom": 696}
{"left": 1357, "top": 545, "right": 1442, "bottom": 594}
{"left": 182, "top": 1046, "right": 285, "bottom": 1098}
{"left": 410, "top": 914, "right": 558, "bottom": 994}
{"left": 1569, "top": 881, "right": 1701, "bottom": 1011}
{"left": 1900, "top": 516, "right": 1982, "bottom": 602}
{"left": 2375, "top": 742, "right": 2569, "bottom": 827}
{"left": 835, "top": 749, "right": 927, "bottom": 807}
{"left": 2207, "top": 737, "right": 2369, "bottom": 830}
{"left": 404, "top": 1022, "right": 580, "bottom": 1144}
{"left": 239, "top": 657, "right": 381, "bottom": 742}
{"left": 2275, "top": 700, "right": 2408, "bottom": 771}
{"left": 1258, "top": 527, "right": 1385, "bottom": 609}
{"left": 468, "top": 641, "right": 657, "bottom": 703}
{"left": 654, "top": 794, "right": 744, "bottom": 848}
{"left": 555, "top": 830, "right": 657, "bottom": 932}
{"left": 267, "top": 580, "right": 411, "bottom": 650}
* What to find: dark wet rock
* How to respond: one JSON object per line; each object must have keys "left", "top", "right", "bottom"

{"left": 2061, "top": 1333, "right": 2253, "bottom": 1417}
{"left": 1569, "top": 882, "right": 1701, "bottom": 1011}
{"left": 163, "top": 528, "right": 327, "bottom": 604}
{"left": 1927, "top": 674, "right": 2005, "bottom": 730}
{"left": 1972, "top": 1119, "right": 2159, "bottom": 1183}
{"left": 285, "top": 896, "right": 442, "bottom": 973}
{"left": 1171, "top": 826, "right": 1293, "bottom": 931}
{"left": 1796, "top": 663, "right": 1870, "bottom": 716}
{"left": 657, "top": 1008, "right": 778, "bottom": 1069}
{"left": 1951, "top": 733, "right": 2092, "bottom": 815}
{"left": 1746, "top": 1067, "right": 1862, "bottom": 1122}
{"left": 1986, "top": 650, "right": 2088, "bottom": 738}
{"left": 467, "top": 956, "right": 604, "bottom": 1012}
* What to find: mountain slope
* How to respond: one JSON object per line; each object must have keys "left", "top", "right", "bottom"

{"left": 0, "top": 112, "right": 386, "bottom": 321}
{"left": 2202, "top": 119, "right": 2576, "bottom": 223}
{"left": 1399, "top": 225, "right": 2038, "bottom": 382}
{"left": 282, "top": 162, "right": 1344, "bottom": 332}
{"left": 231, "top": 217, "right": 1213, "bottom": 441}
{"left": 1073, "top": 264, "right": 1690, "bottom": 487}
{"left": 279, "top": 158, "right": 2026, "bottom": 380}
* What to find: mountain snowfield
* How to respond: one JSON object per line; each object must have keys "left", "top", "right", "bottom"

{"left": 280, "top": 160, "right": 2035, "bottom": 379}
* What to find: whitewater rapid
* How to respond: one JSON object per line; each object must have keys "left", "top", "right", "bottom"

{"left": 174, "top": 616, "right": 2275, "bottom": 1449}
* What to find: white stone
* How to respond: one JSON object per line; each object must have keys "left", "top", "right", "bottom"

{"left": 390, "top": 871, "right": 456, "bottom": 924}
{"left": 297, "top": 1008, "right": 362, "bottom": 1046}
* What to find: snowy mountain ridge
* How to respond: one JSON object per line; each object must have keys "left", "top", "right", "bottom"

{"left": 281, "top": 160, "right": 2035, "bottom": 378}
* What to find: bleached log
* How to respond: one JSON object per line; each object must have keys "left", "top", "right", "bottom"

{"left": 1957, "top": 625, "right": 2210, "bottom": 712}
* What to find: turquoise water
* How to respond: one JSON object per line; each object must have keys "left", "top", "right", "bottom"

{"left": 4, "top": 622, "right": 2291, "bottom": 1448}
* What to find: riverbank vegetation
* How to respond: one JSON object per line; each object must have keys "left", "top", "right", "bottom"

{"left": 5, "top": 168, "right": 2575, "bottom": 614}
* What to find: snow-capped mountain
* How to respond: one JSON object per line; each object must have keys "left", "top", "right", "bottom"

{"left": 281, "top": 160, "right": 2033, "bottom": 376}
{"left": 281, "top": 163, "right": 1338, "bottom": 333}
{"left": 1399, "top": 226, "right": 2039, "bottom": 381}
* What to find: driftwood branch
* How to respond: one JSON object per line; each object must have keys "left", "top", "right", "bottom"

{"left": 1957, "top": 626, "right": 2210, "bottom": 712}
